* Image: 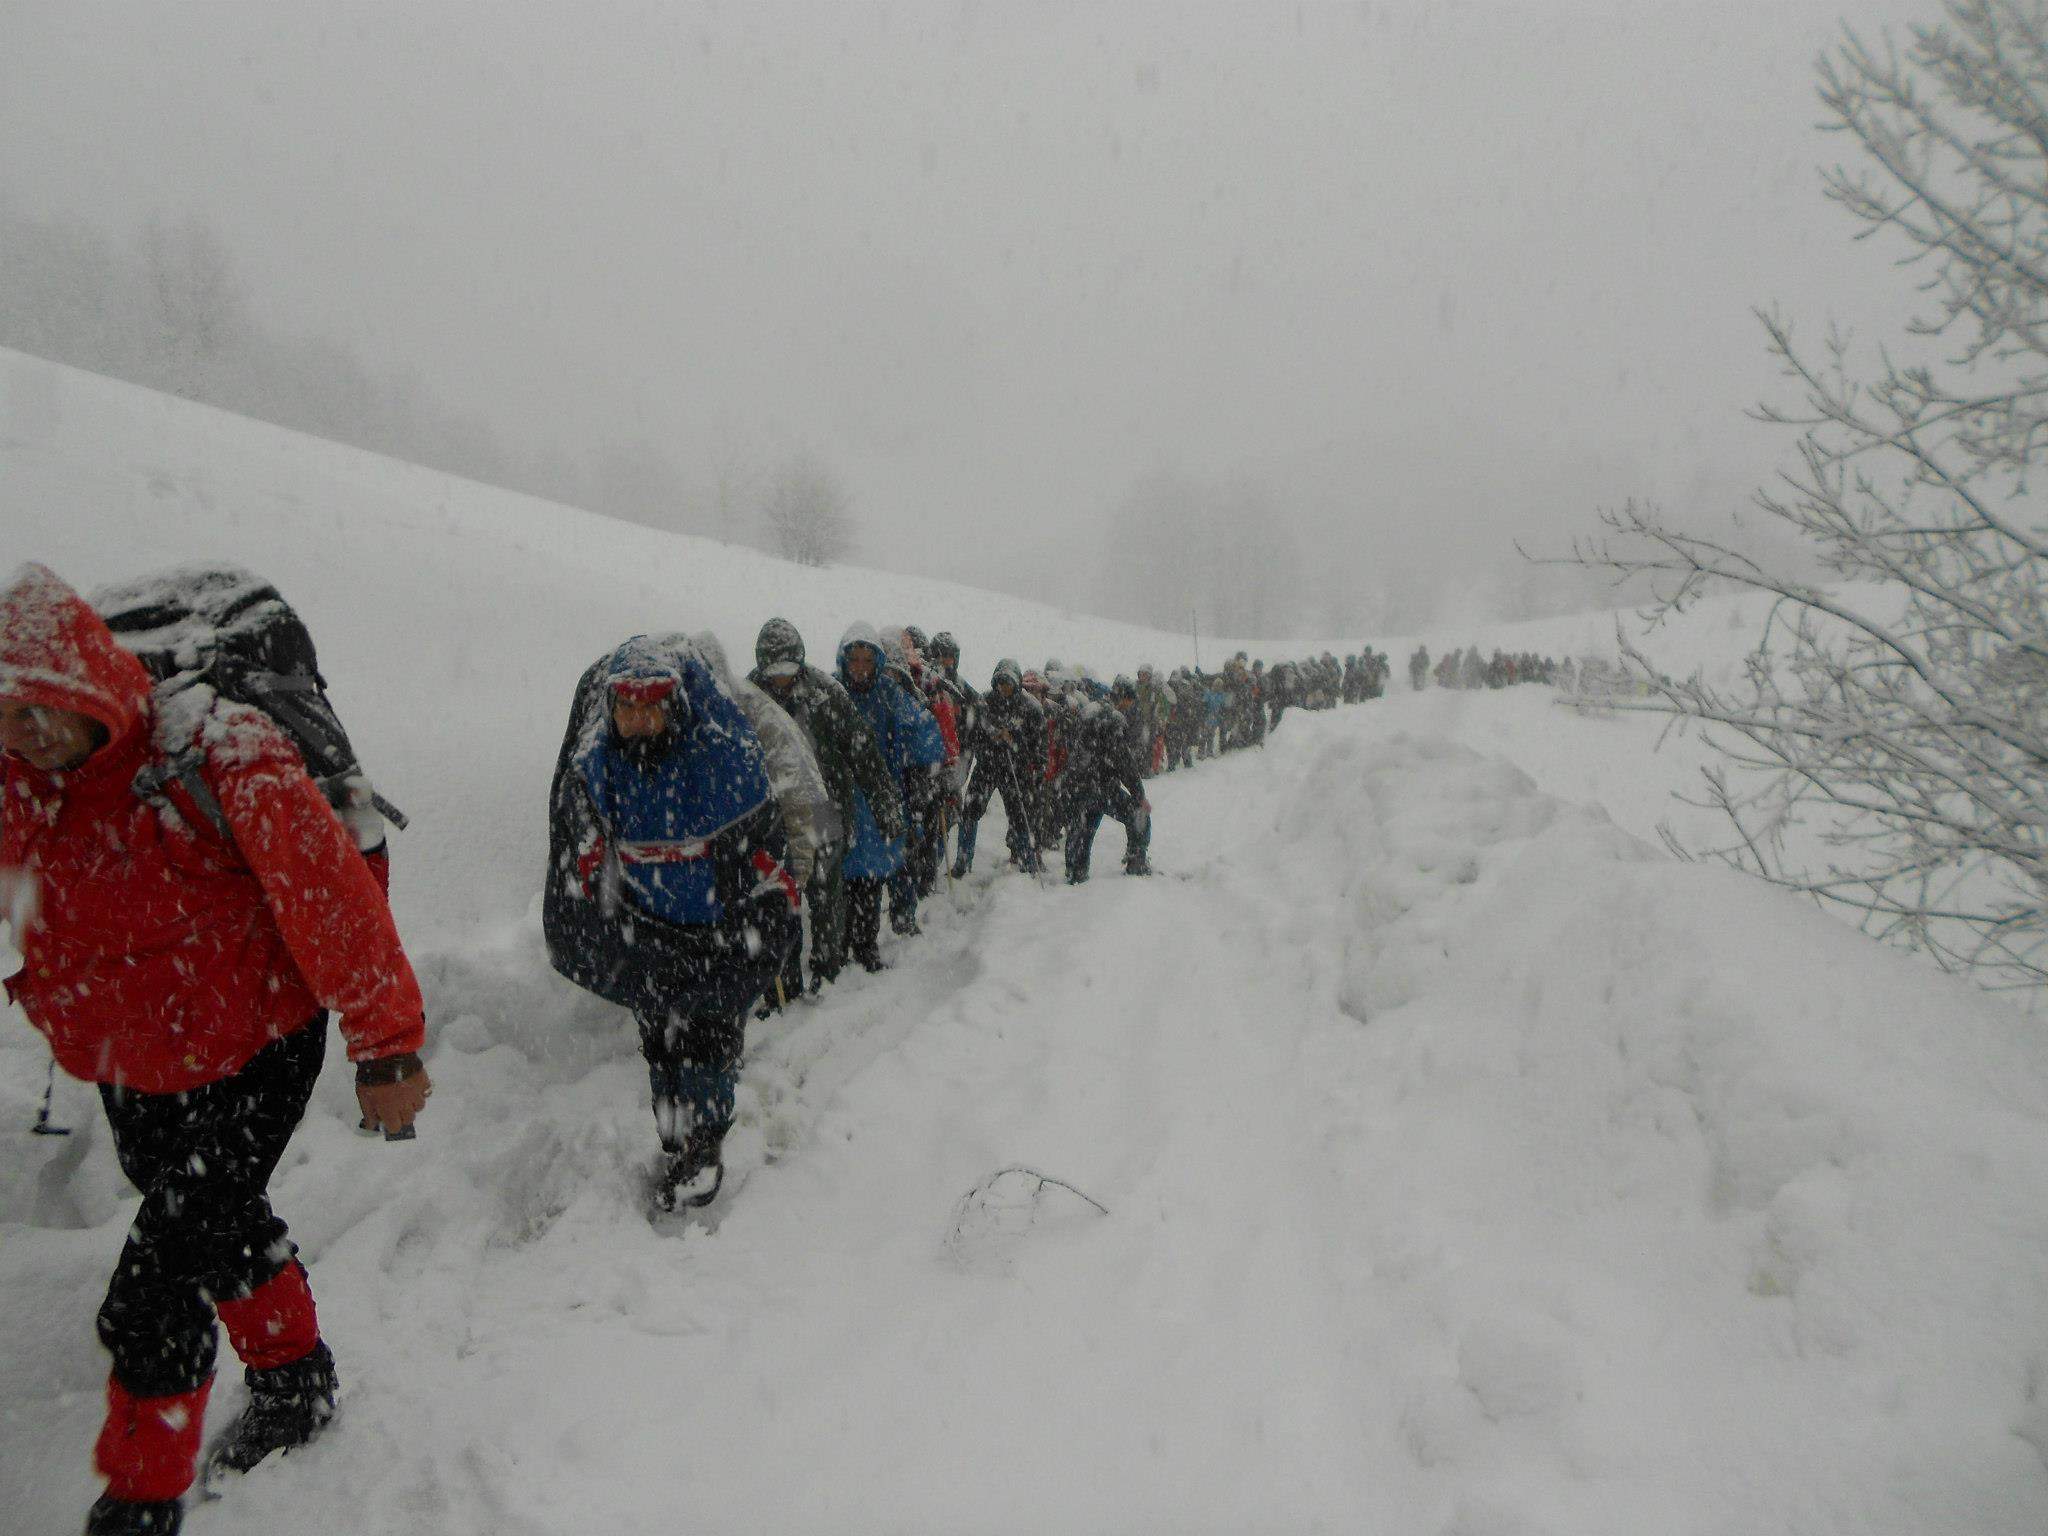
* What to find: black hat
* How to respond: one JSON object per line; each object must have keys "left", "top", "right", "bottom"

{"left": 755, "top": 617, "right": 805, "bottom": 679}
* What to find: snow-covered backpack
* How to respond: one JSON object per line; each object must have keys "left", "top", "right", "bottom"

{"left": 94, "top": 565, "right": 405, "bottom": 854}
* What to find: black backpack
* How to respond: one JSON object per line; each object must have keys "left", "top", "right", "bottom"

{"left": 93, "top": 565, "right": 405, "bottom": 847}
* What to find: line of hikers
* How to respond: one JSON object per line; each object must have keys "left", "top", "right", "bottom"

{"left": 1409, "top": 644, "right": 1569, "bottom": 693}
{"left": 1133, "top": 648, "right": 1392, "bottom": 768}
{"left": 544, "top": 622, "right": 1397, "bottom": 1215}
{"left": 0, "top": 558, "right": 1391, "bottom": 1535}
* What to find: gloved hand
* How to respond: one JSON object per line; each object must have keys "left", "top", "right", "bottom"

{"left": 356, "top": 1052, "right": 431, "bottom": 1140}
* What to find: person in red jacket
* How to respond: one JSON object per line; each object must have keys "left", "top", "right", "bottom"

{"left": 0, "top": 564, "right": 430, "bottom": 1536}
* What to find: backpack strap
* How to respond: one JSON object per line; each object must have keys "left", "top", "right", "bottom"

{"left": 132, "top": 748, "right": 233, "bottom": 846}
{"left": 236, "top": 668, "right": 408, "bottom": 830}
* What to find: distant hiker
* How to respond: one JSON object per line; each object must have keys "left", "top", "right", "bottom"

{"left": 694, "top": 632, "right": 838, "bottom": 1019}
{"left": 953, "top": 656, "right": 1046, "bottom": 876}
{"left": 543, "top": 634, "right": 799, "bottom": 1212}
{"left": 926, "top": 631, "right": 980, "bottom": 754}
{"left": 1167, "top": 667, "right": 1203, "bottom": 770}
{"left": 925, "top": 630, "right": 978, "bottom": 859}
{"left": 749, "top": 617, "right": 902, "bottom": 993}
{"left": 884, "top": 626, "right": 957, "bottom": 903}
{"left": 836, "top": 623, "right": 944, "bottom": 970}
{"left": 1063, "top": 676, "right": 1152, "bottom": 882}
{"left": 1266, "top": 659, "right": 1296, "bottom": 733}
{"left": 0, "top": 564, "right": 430, "bottom": 1536}
{"left": 875, "top": 626, "right": 950, "bottom": 929}
{"left": 1133, "top": 664, "right": 1170, "bottom": 775}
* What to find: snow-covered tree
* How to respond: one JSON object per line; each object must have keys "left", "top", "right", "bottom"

{"left": 140, "top": 214, "right": 247, "bottom": 400}
{"left": 759, "top": 451, "right": 855, "bottom": 567}
{"left": 1578, "top": 0, "right": 2048, "bottom": 988}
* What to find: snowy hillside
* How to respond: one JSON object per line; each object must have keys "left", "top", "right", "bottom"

{"left": 0, "top": 348, "right": 1326, "bottom": 947}
{"left": 5, "top": 351, "right": 2048, "bottom": 1535}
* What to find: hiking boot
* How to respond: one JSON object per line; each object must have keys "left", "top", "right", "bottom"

{"left": 84, "top": 1496, "right": 182, "bottom": 1535}
{"left": 656, "top": 1124, "right": 726, "bottom": 1211}
{"left": 854, "top": 948, "right": 887, "bottom": 974}
{"left": 949, "top": 857, "right": 970, "bottom": 880}
{"left": 202, "top": 1341, "right": 336, "bottom": 1481}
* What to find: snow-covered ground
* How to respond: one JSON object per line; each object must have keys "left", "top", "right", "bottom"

{"left": 6, "top": 351, "right": 2048, "bottom": 1534}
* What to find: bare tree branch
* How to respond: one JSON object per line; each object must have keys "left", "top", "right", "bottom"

{"left": 1553, "top": 1, "right": 2048, "bottom": 991}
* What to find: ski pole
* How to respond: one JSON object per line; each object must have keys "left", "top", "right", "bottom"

{"left": 941, "top": 801, "right": 955, "bottom": 893}
{"left": 31, "top": 1059, "right": 71, "bottom": 1136}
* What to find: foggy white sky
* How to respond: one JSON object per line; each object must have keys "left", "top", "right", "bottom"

{"left": 0, "top": 0, "right": 1939, "bottom": 629}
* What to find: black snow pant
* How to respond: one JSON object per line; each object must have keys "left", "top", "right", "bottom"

{"left": 1038, "top": 775, "right": 1072, "bottom": 855}
{"left": 959, "top": 752, "right": 1041, "bottom": 871}
{"left": 887, "top": 864, "right": 921, "bottom": 933}
{"left": 907, "top": 792, "right": 947, "bottom": 899}
{"left": 97, "top": 1019, "right": 326, "bottom": 1398}
{"left": 779, "top": 838, "right": 846, "bottom": 994}
{"left": 890, "top": 773, "right": 933, "bottom": 932}
{"left": 1064, "top": 787, "right": 1149, "bottom": 884}
{"left": 846, "top": 875, "right": 886, "bottom": 966}
{"left": 635, "top": 1007, "right": 746, "bottom": 1153}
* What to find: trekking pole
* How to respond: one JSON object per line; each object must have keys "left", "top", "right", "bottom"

{"left": 31, "top": 1059, "right": 71, "bottom": 1136}
{"left": 1000, "top": 751, "right": 1040, "bottom": 879}
{"left": 941, "top": 800, "right": 955, "bottom": 893}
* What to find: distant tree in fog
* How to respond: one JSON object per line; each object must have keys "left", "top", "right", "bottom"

{"left": 589, "top": 438, "right": 694, "bottom": 533}
{"left": 0, "top": 212, "right": 127, "bottom": 373}
{"left": 141, "top": 214, "right": 246, "bottom": 400}
{"left": 1096, "top": 469, "right": 1305, "bottom": 641}
{"left": 711, "top": 444, "right": 761, "bottom": 548}
{"left": 1097, "top": 470, "right": 1206, "bottom": 633}
{"left": 0, "top": 201, "right": 534, "bottom": 505}
{"left": 760, "top": 451, "right": 855, "bottom": 567}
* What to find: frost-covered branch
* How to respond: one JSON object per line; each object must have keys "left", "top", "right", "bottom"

{"left": 1556, "top": 1, "right": 2048, "bottom": 991}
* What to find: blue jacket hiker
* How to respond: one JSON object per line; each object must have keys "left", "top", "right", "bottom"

{"left": 835, "top": 622, "right": 945, "bottom": 970}
{"left": 543, "top": 634, "right": 800, "bottom": 1210}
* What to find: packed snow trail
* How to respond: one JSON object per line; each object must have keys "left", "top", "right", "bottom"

{"left": 4, "top": 353, "right": 2048, "bottom": 1533}
{"left": 13, "top": 700, "right": 2048, "bottom": 1534}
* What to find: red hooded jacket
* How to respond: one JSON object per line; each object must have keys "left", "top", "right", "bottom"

{"left": 0, "top": 565, "right": 424, "bottom": 1093}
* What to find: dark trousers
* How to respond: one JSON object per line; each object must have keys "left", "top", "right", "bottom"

{"left": 1064, "top": 789, "right": 1149, "bottom": 884}
{"left": 635, "top": 1008, "right": 745, "bottom": 1152}
{"left": 97, "top": 1020, "right": 326, "bottom": 1398}
{"left": 846, "top": 875, "right": 885, "bottom": 964}
{"left": 906, "top": 798, "right": 946, "bottom": 898}
{"left": 778, "top": 841, "right": 846, "bottom": 994}
{"left": 960, "top": 755, "right": 1041, "bottom": 871}
{"left": 894, "top": 772, "right": 935, "bottom": 919}
{"left": 888, "top": 863, "right": 921, "bottom": 932}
